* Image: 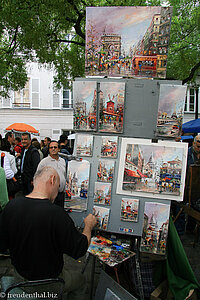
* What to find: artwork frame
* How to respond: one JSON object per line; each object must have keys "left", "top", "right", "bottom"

{"left": 140, "top": 201, "right": 170, "bottom": 255}
{"left": 94, "top": 182, "right": 112, "bottom": 205}
{"left": 73, "top": 80, "right": 97, "bottom": 131}
{"left": 86, "top": 6, "right": 172, "bottom": 79}
{"left": 101, "top": 136, "right": 118, "bottom": 158}
{"left": 97, "top": 159, "right": 115, "bottom": 183}
{"left": 99, "top": 82, "right": 125, "bottom": 133}
{"left": 64, "top": 160, "right": 90, "bottom": 212}
{"left": 116, "top": 138, "right": 188, "bottom": 201}
{"left": 120, "top": 198, "right": 139, "bottom": 222}
{"left": 76, "top": 134, "right": 94, "bottom": 157}
{"left": 156, "top": 84, "right": 187, "bottom": 138}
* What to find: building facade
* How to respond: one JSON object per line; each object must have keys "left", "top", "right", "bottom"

{"left": 0, "top": 62, "right": 73, "bottom": 140}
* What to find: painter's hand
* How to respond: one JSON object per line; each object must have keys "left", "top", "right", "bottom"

{"left": 84, "top": 214, "right": 97, "bottom": 230}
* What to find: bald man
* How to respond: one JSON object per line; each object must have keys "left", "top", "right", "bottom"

{"left": 0, "top": 166, "right": 96, "bottom": 299}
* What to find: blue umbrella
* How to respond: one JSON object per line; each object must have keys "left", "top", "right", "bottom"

{"left": 182, "top": 118, "right": 200, "bottom": 133}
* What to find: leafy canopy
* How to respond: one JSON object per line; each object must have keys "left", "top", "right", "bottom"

{"left": 0, "top": 0, "right": 199, "bottom": 95}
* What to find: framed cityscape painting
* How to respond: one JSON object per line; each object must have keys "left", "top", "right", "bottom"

{"left": 73, "top": 81, "right": 97, "bottom": 131}
{"left": 64, "top": 160, "right": 90, "bottom": 211}
{"left": 116, "top": 138, "right": 188, "bottom": 201}
{"left": 120, "top": 198, "right": 139, "bottom": 222}
{"left": 101, "top": 136, "right": 118, "bottom": 158}
{"left": 156, "top": 85, "right": 187, "bottom": 138}
{"left": 76, "top": 134, "right": 94, "bottom": 156}
{"left": 140, "top": 201, "right": 170, "bottom": 255}
{"left": 94, "top": 182, "right": 112, "bottom": 205}
{"left": 99, "top": 82, "right": 125, "bottom": 133}
{"left": 97, "top": 159, "right": 115, "bottom": 183}
{"left": 93, "top": 205, "right": 110, "bottom": 230}
{"left": 86, "top": 6, "right": 172, "bottom": 78}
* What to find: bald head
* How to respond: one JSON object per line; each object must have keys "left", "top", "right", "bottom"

{"left": 33, "top": 166, "right": 60, "bottom": 202}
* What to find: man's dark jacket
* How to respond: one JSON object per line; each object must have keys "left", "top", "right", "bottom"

{"left": 21, "top": 145, "right": 40, "bottom": 183}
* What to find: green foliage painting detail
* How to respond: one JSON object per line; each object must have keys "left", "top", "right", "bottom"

{"left": 0, "top": 0, "right": 199, "bottom": 94}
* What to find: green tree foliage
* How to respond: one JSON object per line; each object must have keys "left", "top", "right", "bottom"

{"left": 0, "top": 0, "right": 199, "bottom": 94}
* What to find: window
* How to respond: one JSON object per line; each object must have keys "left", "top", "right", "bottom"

{"left": 31, "top": 79, "right": 39, "bottom": 108}
{"left": 53, "top": 90, "right": 61, "bottom": 108}
{"left": 13, "top": 80, "right": 30, "bottom": 108}
{"left": 63, "top": 88, "right": 73, "bottom": 108}
{"left": 184, "top": 87, "right": 196, "bottom": 112}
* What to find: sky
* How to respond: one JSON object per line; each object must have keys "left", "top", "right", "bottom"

{"left": 73, "top": 81, "right": 96, "bottom": 113}
{"left": 127, "top": 143, "right": 184, "bottom": 165}
{"left": 86, "top": 6, "right": 161, "bottom": 54}
{"left": 68, "top": 160, "right": 90, "bottom": 185}
{"left": 144, "top": 202, "right": 170, "bottom": 229}
{"left": 158, "top": 85, "right": 187, "bottom": 115}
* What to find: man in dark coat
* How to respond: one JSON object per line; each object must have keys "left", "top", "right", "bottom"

{"left": 21, "top": 132, "right": 40, "bottom": 195}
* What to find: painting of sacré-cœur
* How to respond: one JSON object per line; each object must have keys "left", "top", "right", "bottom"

{"left": 156, "top": 85, "right": 187, "bottom": 138}
{"left": 97, "top": 159, "right": 115, "bottom": 183}
{"left": 64, "top": 160, "right": 90, "bottom": 211}
{"left": 86, "top": 6, "right": 172, "bottom": 78}
{"left": 140, "top": 202, "right": 170, "bottom": 255}
{"left": 99, "top": 82, "right": 125, "bottom": 133}
{"left": 73, "top": 81, "right": 97, "bottom": 131}
{"left": 116, "top": 138, "right": 188, "bottom": 201}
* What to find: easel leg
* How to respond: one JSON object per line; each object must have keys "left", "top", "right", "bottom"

{"left": 114, "top": 267, "right": 120, "bottom": 285}
{"left": 135, "top": 237, "right": 144, "bottom": 300}
{"left": 89, "top": 255, "right": 96, "bottom": 300}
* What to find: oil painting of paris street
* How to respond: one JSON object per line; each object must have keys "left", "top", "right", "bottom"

{"left": 86, "top": 6, "right": 172, "bottom": 78}
{"left": 101, "top": 136, "right": 118, "bottom": 158}
{"left": 156, "top": 85, "right": 187, "bottom": 138}
{"left": 64, "top": 160, "right": 90, "bottom": 211}
{"left": 116, "top": 138, "right": 188, "bottom": 201}
{"left": 99, "top": 82, "right": 125, "bottom": 133}
{"left": 73, "top": 81, "right": 97, "bottom": 131}
{"left": 140, "top": 202, "right": 170, "bottom": 255}
{"left": 76, "top": 134, "right": 93, "bottom": 156}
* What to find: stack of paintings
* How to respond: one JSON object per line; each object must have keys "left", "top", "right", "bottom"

{"left": 64, "top": 160, "right": 90, "bottom": 211}
{"left": 140, "top": 202, "right": 170, "bottom": 255}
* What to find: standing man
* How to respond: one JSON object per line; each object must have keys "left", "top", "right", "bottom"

{"left": 42, "top": 137, "right": 51, "bottom": 158}
{"left": 36, "top": 140, "right": 66, "bottom": 207}
{"left": 21, "top": 132, "right": 40, "bottom": 195}
{"left": 187, "top": 135, "right": 200, "bottom": 167}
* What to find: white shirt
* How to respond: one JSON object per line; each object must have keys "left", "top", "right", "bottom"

{"left": 0, "top": 151, "right": 15, "bottom": 179}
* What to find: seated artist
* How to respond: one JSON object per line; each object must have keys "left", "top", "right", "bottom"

{"left": 0, "top": 166, "right": 97, "bottom": 299}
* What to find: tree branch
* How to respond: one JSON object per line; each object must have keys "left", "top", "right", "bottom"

{"left": 54, "top": 39, "right": 85, "bottom": 46}
{"left": 182, "top": 61, "right": 200, "bottom": 85}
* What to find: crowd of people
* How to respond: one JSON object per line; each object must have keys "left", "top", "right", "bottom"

{"left": 0, "top": 131, "right": 97, "bottom": 299}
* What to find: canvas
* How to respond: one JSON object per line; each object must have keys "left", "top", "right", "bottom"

{"left": 156, "top": 85, "right": 187, "bottom": 138}
{"left": 64, "top": 160, "right": 90, "bottom": 211}
{"left": 73, "top": 81, "right": 97, "bottom": 131}
{"left": 94, "top": 182, "right": 112, "bottom": 205}
{"left": 86, "top": 6, "right": 172, "bottom": 78}
{"left": 99, "top": 82, "right": 125, "bottom": 133}
{"left": 93, "top": 206, "right": 110, "bottom": 230}
{"left": 76, "top": 134, "right": 94, "bottom": 156}
{"left": 120, "top": 198, "right": 139, "bottom": 222}
{"left": 97, "top": 159, "right": 115, "bottom": 183}
{"left": 116, "top": 138, "right": 188, "bottom": 201}
{"left": 140, "top": 201, "right": 170, "bottom": 255}
{"left": 101, "top": 136, "right": 118, "bottom": 158}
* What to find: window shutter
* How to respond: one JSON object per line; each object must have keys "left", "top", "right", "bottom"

{"left": 53, "top": 91, "right": 60, "bottom": 108}
{"left": 32, "top": 79, "right": 39, "bottom": 108}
